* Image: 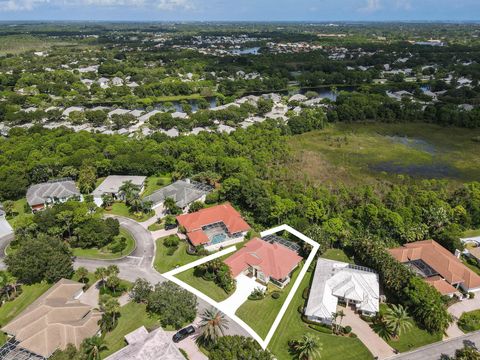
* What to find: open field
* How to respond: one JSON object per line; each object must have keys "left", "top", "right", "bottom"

{"left": 0, "top": 35, "right": 75, "bottom": 55}
{"left": 268, "top": 271, "right": 373, "bottom": 360}
{"left": 289, "top": 123, "right": 480, "bottom": 185}
{"left": 236, "top": 264, "right": 302, "bottom": 339}
{"left": 71, "top": 229, "right": 135, "bottom": 260}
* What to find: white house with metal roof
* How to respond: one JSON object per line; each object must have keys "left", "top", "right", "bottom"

{"left": 304, "top": 258, "right": 380, "bottom": 325}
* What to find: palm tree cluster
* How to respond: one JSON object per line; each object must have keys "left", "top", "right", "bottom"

{"left": 119, "top": 180, "right": 152, "bottom": 214}
{"left": 331, "top": 310, "right": 345, "bottom": 334}
{"left": 373, "top": 304, "right": 413, "bottom": 340}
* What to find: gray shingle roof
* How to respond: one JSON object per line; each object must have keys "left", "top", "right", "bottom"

{"left": 144, "top": 180, "right": 212, "bottom": 209}
{"left": 26, "top": 180, "right": 81, "bottom": 207}
{"left": 105, "top": 326, "right": 184, "bottom": 360}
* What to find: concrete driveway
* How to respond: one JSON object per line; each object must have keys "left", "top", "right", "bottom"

{"left": 342, "top": 307, "right": 395, "bottom": 360}
{"left": 449, "top": 297, "right": 480, "bottom": 319}
{"left": 218, "top": 274, "right": 266, "bottom": 316}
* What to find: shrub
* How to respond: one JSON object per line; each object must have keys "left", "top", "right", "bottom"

{"left": 248, "top": 287, "right": 265, "bottom": 300}
{"left": 297, "top": 305, "right": 304, "bottom": 314}
{"left": 166, "top": 246, "right": 178, "bottom": 256}
{"left": 470, "top": 292, "right": 475, "bottom": 299}
{"left": 302, "top": 287, "right": 310, "bottom": 300}
{"left": 458, "top": 310, "right": 480, "bottom": 333}
{"left": 349, "top": 333, "right": 358, "bottom": 338}
{"left": 163, "top": 235, "right": 180, "bottom": 248}
{"left": 344, "top": 325, "right": 352, "bottom": 334}
{"left": 308, "top": 324, "right": 333, "bottom": 334}
{"left": 271, "top": 291, "right": 281, "bottom": 299}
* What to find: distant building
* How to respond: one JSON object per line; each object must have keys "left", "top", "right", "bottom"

{"left": 26, "top": 179, "right": 81, "bottom": 212}
{"left": 143, "top": 179, "right": 212, "bottom": 210}
{"left": 389, "top": 240, "right": 480, "bottom": 296}
{"left": 304, "top": 259, "right": 380, "bottom": 325}
{"left": 1, "top": 279, "right": 101, "bottom": 359}
{"left": 105, "top": 326, "right": 184, "bottom": 360}
{"left": 0, "top": 203, "right": 13, "bottom": 239}
{"left": 92, "top": 175, "right": 146, "bottom": 207}
{"left": 177, "top": 203, "right": 250, "bottom": 251}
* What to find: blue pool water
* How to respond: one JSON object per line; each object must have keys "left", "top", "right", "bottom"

{"left": 211, "top": 233, "right": 227, "bottom": 244}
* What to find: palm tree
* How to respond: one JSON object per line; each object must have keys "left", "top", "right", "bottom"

{"left": 291, "top": 334, "right": 322, "bottom": 360}
{"left": 99, "top": 294, "right": 120, "bottom": 331}
{"left": 106, "top": 265, "right": 119, "bottom": 277}
{"left": 163, "top": 197, "right": 177, "bottom": 214}
{"left": 384, "top": 304, "right": 413, "bottom": 339}
{"left": 94, "top": 267, "right": 108, "bottom": 289}
{"left": 337, "top": 309, "right": 345, "bottom": 328}
{"left": 82, "top": 336, "right": 108, "bottom": 360}
{"left": 196, "top": 307, "right": 229, "bottom": 346}
{"left": 119, "top": 180, "right": 140, "bottom": 204}
{"left": 76, "top": 267, "right": 89, "bottom": 284}
{"left": 101, "top": 193, "right": 114, "bottom": 208}
{"left": 331, "top": 311, "right": 339, "bottom": 334}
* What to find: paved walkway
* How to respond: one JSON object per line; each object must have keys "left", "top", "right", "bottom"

{"left": 342, "top": 307, "right": 395, "bottom": 360}
{"left": 449, "top": 297, "right": 480, "bottom": 318}
{"left": 218, "top": 274, "right": 266, "bottom": 316}
{"left": 389, "top": 331, "right": 480, "bottom": 360}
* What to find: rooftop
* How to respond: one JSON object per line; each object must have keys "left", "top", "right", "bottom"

{"left": 2, "top": 279, "right": 101, "bottom": 358}
{"left": 177, "top": 203, "right": 250, "bottom": 246}
{"left": 92, "top": 175, "right": 146, "bottom": 197}
{"left": 26, "top": 179, "right": 81, "bottom": 207}
{"left": 304, "top": 259, "right": 380, "bottom": 321}
{"left": 143, "top": 179, "right": 212, "bottom": 209}
{"left": 389, "top": 240, "right": 480, "bottom": 292}
{"left": 224, "top": 237, "right": 302, "bottom": 280}
{"left": 105, "top": 326, "right": 184, "bottom": 360}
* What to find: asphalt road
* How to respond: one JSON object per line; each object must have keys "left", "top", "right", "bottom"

{"left": 389, "top": 331, "right": 480, "bottom": 360}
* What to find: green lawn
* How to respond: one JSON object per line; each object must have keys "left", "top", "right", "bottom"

{"left": 142, "top": 175, "right": 172, "bottom": 197}
{"left": 268, "top": 271, "right": 373, "bottom": 360}
{"left": 72, "top": 229, "right": 135, "bottom": 260}
{"left": 378, "top": 304, "right": 442, "bottom": 353}
{"left": 289, "top": 123, "right": 480, "bottom": 185}
{"left": 322, "top": 249, "right": 354, "bottom": 263}
{"left": 104, "top": 202, "right": 153, "bottom": 222}
{"left": 154, "top": 239, "right": 201, "bottom": 273}
{"left": 148, "top": 222, "right": 164, "bottom": 231}
{"left": 100, "top": 302, "right": 160, "bottom": 358}
{"left": 463, "top": 229, "right": 480, "bottom": 238}
{"left": 458, "top": 309, "right": 480, "bottom": 333}
{"left": 72, "top": 270, "right": 98, "bottom": 288}
{"left": 0, "top": 283, "right": 51, "bottom": 326}
{"left": 6, "top": 198, "right": 33, "bottom": 229}
{"left": 175, "top": 268, "right": 231, "bottom": 302}
{"left": 236, "top": 264, "right": 303, "bottom": 339}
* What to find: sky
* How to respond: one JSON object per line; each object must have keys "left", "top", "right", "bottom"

{"left": 0, "top": 0, "right": 479, "bottom": 22}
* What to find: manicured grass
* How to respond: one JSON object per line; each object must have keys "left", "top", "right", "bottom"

{"left": 463, "top": 229, "right": 480, "bottom": 238}
{"left": 154, "top": 238, "right": 201, "bottom": 273}
{"left": 458, "top": 309, "right": 480, "bottom": 333}
{"left": 148, "top": 222, "right": 164, "bottom": 231}
{"left": 72, "top": 270, "right": 97, "bottom": 288}
{"left": 175, "top": 268, "right": 231, "bottom": 302}
{"left": 0, "top": 283, "right": 51, "bottom": 326}
{"left": 104, "top": 202, "right": 153, "bottom": 222}
{"left": 142, "top": 175, "right": 172, "bottom": 197}
{"left": 322, "top": 249, "right": 354, "bottom": 263}
{"left": 100, "top": 302, "right": 160, "bottom": 358}
{"left": 6, "top": 198, "right": 33, "bottom": 229}
{"left": 236, "top": 264, "right": 303, "bottom": 339}
{"left": 268, "top": 271, "right": 373, "bottom": 360}
{"left": 289, "top": 123, "right": 480, "bottom": 185}
{"left": 71, "top": 228, "right": 135, "bottom": 260}
{"left": 462, "top": 255, "right": 480, "bottom": 276}
{"left": 378, "top": 304, "right": 442, "bottom": 353}
{"left": 99, "top": 279, "right": 133, "bottom": 298}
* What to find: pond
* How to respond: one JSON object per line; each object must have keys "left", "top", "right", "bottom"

{"left": 385, "top": 135, "right": 437, "bottom": 155}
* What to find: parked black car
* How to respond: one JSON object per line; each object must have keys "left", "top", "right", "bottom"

{"left": 172, "top": 325, "right": 195, "bottom": 343}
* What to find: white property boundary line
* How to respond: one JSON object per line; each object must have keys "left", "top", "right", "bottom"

{"left": 163, "top": 224, "right": 319, "bottom": 350}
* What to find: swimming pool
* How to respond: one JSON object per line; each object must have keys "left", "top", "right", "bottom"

{"left": 211, "top": 233, "right": 227, "bottom": 244}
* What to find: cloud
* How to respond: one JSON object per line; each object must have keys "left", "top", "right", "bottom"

{"left": 359, "top": 0, "right": 382, "bottom": 13}
{"left": 157, "top": 0, "right": 193, "bottom": 11}
{"left": 395, "top": 0, "right": 412, "bottom": 10}
{"left": 0, "top": 0, "right": 48, "bottom": 11}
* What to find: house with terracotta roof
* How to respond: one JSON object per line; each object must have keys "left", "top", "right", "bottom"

{"left": 1, "top": 279, "right": 101, "bottom": 359}
{"left": 389, "top": 240, "right": 480, "bottom": 296}
{"left": 224, "top": 237, "right": 302, "bottom": 288}
{"left": 176, "top": 203, "right": 251, "bottom": 251}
